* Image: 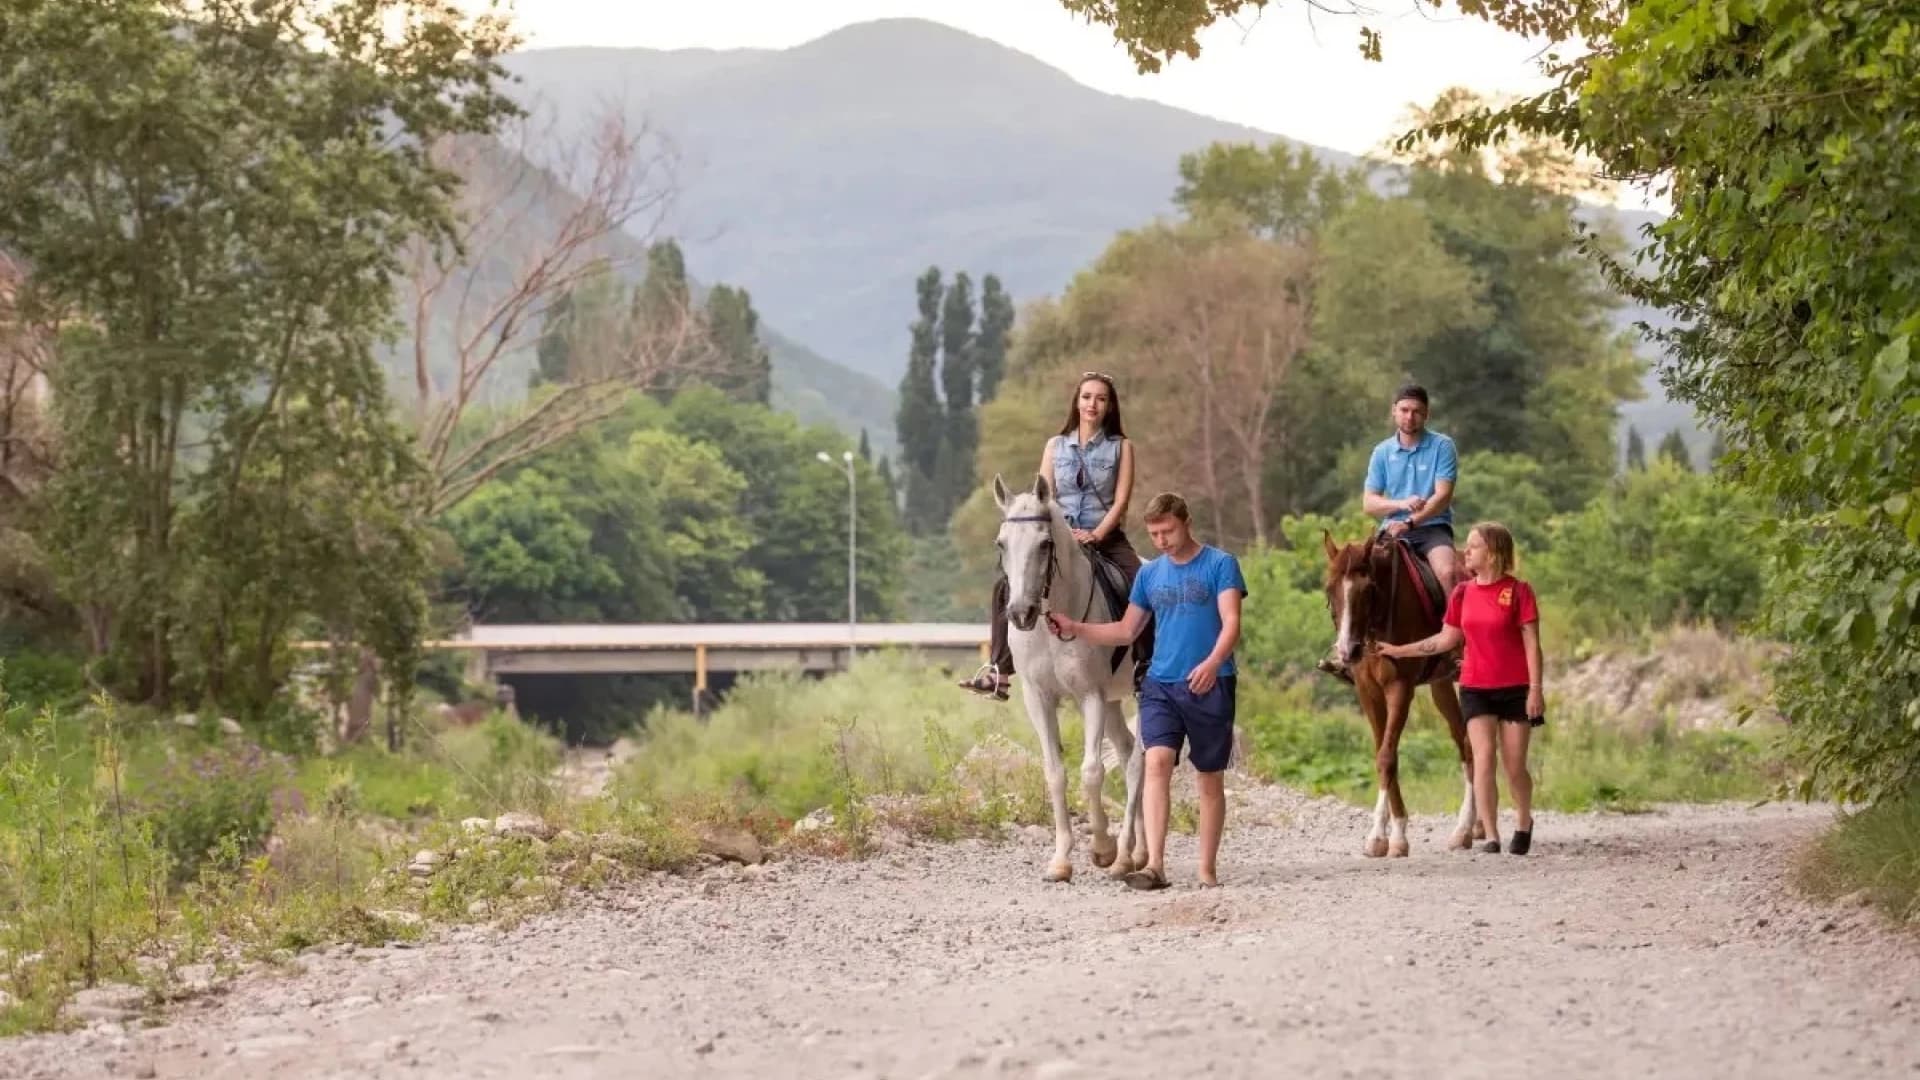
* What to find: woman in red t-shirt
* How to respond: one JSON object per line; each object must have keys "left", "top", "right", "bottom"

{"left": 1377, "top": 522, "right": 1544, "bottom": 854}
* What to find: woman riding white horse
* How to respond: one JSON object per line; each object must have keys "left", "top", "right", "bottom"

{"left": 961, "top": 372, "right": 1149, "bottom": 700}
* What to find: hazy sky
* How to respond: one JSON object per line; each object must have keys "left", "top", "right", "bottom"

{"left": 477, "top": 1, "right": 1661, "bottom": 211}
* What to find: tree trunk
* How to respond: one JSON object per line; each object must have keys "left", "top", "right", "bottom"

{"left": 340, "top": 646, "right": 379, "bottom": 744}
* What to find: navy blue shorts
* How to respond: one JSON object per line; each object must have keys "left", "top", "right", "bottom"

{"left": 1138, "top": 677, "right": 1237, "bottom": 773}
{"left": 1402, "top": 523, "right": 1455, "bottom": 559}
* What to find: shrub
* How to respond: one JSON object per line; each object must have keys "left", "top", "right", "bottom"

{"left": 143, "top": 743, "right": 299, "bottom": 883}
{"left": 1532, "top": 461, "right": 1767, "bottom": 644}
{"left": 1798, "top": 791, "right": 1920, "bottom": 924}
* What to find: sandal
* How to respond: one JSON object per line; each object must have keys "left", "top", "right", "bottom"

{"left": 957, "top": 666, "right": 1009, "bottom": 701}
{"left": 1509, "top": 829, "right": 1532, "bottom": 856}
{"left": 1124, "top": 867, "right": 1170, "bottom": 891}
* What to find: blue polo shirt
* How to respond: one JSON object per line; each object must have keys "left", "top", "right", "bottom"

{"left": 1365, "top": 430, "right": 1458, "bottom": 529}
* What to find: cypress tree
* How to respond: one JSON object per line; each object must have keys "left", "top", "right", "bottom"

{"left": 895, "top": 267, "right": 945, "bottom": 517}
{"left": 975, "top": 274, "right": 1014, "bottom": 404}
{"left": 938, "top": 272, "right": 977, "bottom": 519}
{"left": 1657, "top": 428, "right": 1694, "bottom": 471}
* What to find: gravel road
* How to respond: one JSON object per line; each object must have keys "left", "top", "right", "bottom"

{"left": 2, "top": 781, "right": 1914, "bottom": 1080}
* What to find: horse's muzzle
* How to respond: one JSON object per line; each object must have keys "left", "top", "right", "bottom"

{"left": 1008, "top": 603, "right": 1040, "bottom": 632}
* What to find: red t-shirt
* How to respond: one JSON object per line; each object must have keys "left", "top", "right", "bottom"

{"left": 1444, "top": 576, "right": 1540, "bottom": 690}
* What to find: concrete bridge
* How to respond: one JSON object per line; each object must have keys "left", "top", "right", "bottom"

{"left": 440, "top": 623, "right": 991, "bottom": 714}
{"left": 299, "top": 623, "right": 991, "bottom": 715}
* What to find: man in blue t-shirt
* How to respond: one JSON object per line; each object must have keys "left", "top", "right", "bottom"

{"left": 1319, "top": 382, "right": 1461, "bottom": 684}
{"left": 1048, "top": 491, "right": 1247, "bottom": 892}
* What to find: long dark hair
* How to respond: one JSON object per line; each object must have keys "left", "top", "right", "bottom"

{"left": 1056, "top": 372, "right": 1126, "bottom": 439}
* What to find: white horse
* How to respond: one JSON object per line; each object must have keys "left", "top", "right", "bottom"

{"left": 994, "top": 472, "right": 1146, "bottom": 883}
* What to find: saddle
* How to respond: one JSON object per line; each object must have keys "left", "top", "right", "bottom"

{"left": 1385, "top": 537, "right": 1456, "bottom": 685}
{"left": 1082, "top": 545, "right": 1136, "bottom": 672}
{"left": 1389, "top": 538, "right": 1448, "bottom": 622}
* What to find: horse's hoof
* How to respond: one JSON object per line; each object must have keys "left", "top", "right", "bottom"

{"left": 1108, "top": 856, "right": 1136, "bottom": 879}
{"left": 1388, "top": 840, "right": 1410, "bottom": 858}
{"left": 1043, "top": 863, "right": 1073, "bottom": 883}
{"left": 1364, "top": 837, "right": 1389, "bottom": 858}
{"left": 1091, "top": 846, "right": 1117, "bottom": 869}
{"left": 1472, "top": 822, "right": 1487, "bottom": 841}
{"left": 1447, "top": 831, "right": 1473, "bottom": 851}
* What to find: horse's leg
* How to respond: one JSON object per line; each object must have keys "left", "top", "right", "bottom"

{"left": 1079, "top": 692, "right": 1117, "bottom": 869}
{"left": 1429, "top": 680, "right": 1475, "bottom": 850}
{"left": 1102, "top": 699, "right": 1141, "bottom": 877}
{"left": 1021, "top": 681, "right": 1074, "bottom": 882}
{"left": 1358, "top": 679, "right": 1391, "bottom": 858}
{"left": 1381, "top": 676, "right": 1413, "bottom": 858}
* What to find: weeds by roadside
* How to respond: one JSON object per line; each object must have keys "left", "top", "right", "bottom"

{"left": 0, "top": 685, "right": 699, "bottom": 1035}
{"left": 1234, "top": 678, "right": 1788, "bottom": 814}
{"left": 1797, "top": 791, "right": 1920, "bottom": 927}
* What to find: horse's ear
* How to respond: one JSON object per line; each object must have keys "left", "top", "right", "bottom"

{"left": 1321, "top": 529, "right": 1338, "bottom": 562}
{"left": 1033, "top": 472, "right": 1053, "bottom": 503}
{"left": 992, "top": 474, "right": 1011, "bottom": 511}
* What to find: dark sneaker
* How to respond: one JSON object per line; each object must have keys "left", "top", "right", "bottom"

{"left": 1480, "top": 839, "right": 1502, "bottom": 854}
{"left": 1509, "top": 829, "right": 1532, "bottom": 855}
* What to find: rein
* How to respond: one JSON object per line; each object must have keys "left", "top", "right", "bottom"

{"left": 1003, "top": 512, "right": 1099, "bottom": 638}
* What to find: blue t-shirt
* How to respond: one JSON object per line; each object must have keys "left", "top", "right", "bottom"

{"left": 1128, "top": 545, "right": 1249, "bottom": 683}
{"left": 1365, "top": 430, "right": 1459, "bottom": 529}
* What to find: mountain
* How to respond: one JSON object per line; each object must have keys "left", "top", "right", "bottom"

{"left": 388, "top": 135, "right": 898, "bottom": 452}
{"left": 499, "top": 17, "right": 1702, "bottom": 460}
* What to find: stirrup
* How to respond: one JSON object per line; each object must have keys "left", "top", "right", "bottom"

{"left": 958, "top": 664, "right": 1009, "bottom": 701}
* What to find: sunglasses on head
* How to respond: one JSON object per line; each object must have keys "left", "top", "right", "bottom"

{"left": 1081, "top": 371, "right": 1113, "bottom": 382}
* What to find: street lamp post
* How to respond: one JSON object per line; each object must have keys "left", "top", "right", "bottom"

{"left": 816, "top": 449, "right": 857, "bottom": 666}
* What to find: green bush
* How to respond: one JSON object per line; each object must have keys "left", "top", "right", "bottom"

{"left": 1533, "top": 461, "right": 1766, "bottom": 643}
{"left": 0, "top": 652, "right": 88, "bottom": 711}
{"left": 142, "top": 743, "right": 299, "bottom": 882}
{"left": 436, "top": 712, "right": 564, "bottom": 818}
{"left": 617, "top": 653, "right": 1041, "bottom": 826}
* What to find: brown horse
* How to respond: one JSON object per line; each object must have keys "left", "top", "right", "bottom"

{"left": 1322, "top": 531, "right": 1479, "bottom": 857}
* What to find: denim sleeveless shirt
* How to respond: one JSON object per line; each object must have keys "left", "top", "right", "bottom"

{"left": 1051, "top": 432, "right": 1122, "bottom": 531}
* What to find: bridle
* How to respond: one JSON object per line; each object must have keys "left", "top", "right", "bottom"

{"left": 1327, "top": 535, "right": 1403, "bottom": 647}
{"left": 1002, "top": 512, "right": 1097, "bottom": 638}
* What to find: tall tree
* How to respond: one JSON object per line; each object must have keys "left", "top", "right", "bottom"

{"left": 704, "top": 284, "right": 772, "bottom": 405}
{"left": 895, "top": 267, "right": 945, "bottom": 531}
{"left": 1395, "top": 89, "right": 1642, "bottom": 511}
{"left": 1116, "top": 222, "right": 1315, "bottom": 547}
{"left": 1175, "top": 142, "right": 1360, "bottom": 241}
{"left": 403, "top": 121, "right": 713, "bottom": 518}
{"left": 858, "top": 429, "right": 873, "bottom": 463}
{"left": 0, "top": 0, "right": 518, "bottom": 713}
{"left": 1625, "top": 425, "right": 1647, "bottom": 471}
{"left": 939, "top": 272, "right": 978, "bottom": 518}
{"left": 975, "top": 275, "right": 1016, "bottom": 404}
{"left": 1656, "top": 429, "right": 1693, "bottom": 472}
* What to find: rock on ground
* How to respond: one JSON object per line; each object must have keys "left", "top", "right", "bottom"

{"left": 0, "top": 785, "right": 1915, "bottom": 1079}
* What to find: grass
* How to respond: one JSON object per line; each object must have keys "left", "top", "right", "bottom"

{"left": 0, "top": 689, "right": 695, "bottom": 1035}
{"left": 615, "top": 653, "right": 1057, "bottom": 851}
{"left": 1797, "top": 790, "right": 1920, "bottom": 926}
{"left": 1235, "top": 677, "right": 1788, "bottom": 814}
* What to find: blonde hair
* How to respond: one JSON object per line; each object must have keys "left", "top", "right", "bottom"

{"left": 1470, "top": 521, "right": 1519, "bottom": 579}
{"left": 1142, "top": 492, "right": 1190, "bottom": 523}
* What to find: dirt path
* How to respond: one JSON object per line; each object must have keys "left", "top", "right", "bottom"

{"left": 3, "top": 783, "right": 1915, "bottom": 1079}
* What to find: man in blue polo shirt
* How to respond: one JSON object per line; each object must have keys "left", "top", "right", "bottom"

{"left": 1319, "top": 382, "right": 1459, "bottom": 682}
